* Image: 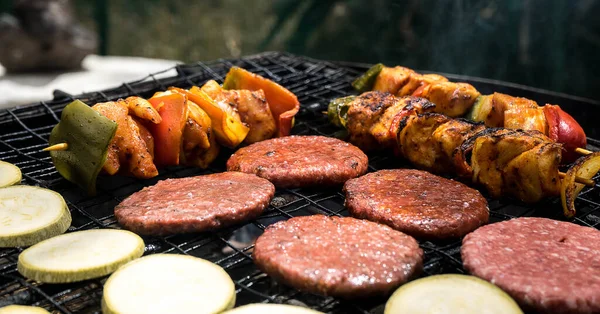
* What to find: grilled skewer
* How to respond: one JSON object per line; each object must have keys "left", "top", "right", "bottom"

{"left": 44, "top": 68, "right": 300, "bottom": 195}
{"left": 353, "top": 64, "right": 588, "bottom": 162}
{"left": 328, "top": 91, "right": 599, "bottom": 216}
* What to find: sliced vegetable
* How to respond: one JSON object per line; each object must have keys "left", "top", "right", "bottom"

{"left": 561, "top": 152, "right": 600, "bottom": 218}
{"left": 0, "top": 305, "right": 50, "bottom": 314}
{"left": 327, "top": 96, "right": 356, "bottom": 128}
{"left": 466, "top": 95, "right": 491, "bottom": 122}
{"left": 384, "top": 274, "right": 523, "bottom": 314}
{"left": 17, "top": 229, "right": 144, "bottom": 283}
{"left": 544, "top": 104, "right": 587, "bottom": 163}
{"left": 48, "top": 100, "right": 117, "bottom": 195}
{"left": 352, "top": 63, "right": 384, "bottom": 92}
{"left": 0, "top": 161, "right": 21, "bottom": 188}
{"left": 102, "top": 254, "right": 235, "bottom": 314}
{"left": 224, "top": 304, "right": 324, "bottom": 314}
{"left": 171, "top": 87, "right": 249, "bottom": 148}
{"left": 223, "top": 66, "right": 299, "bottom": 137}
{"left": 0, "top": 185, "right": 71, "bottom": 248}
{"left": 147, "top": 91, "right": 188, "bottom": 166}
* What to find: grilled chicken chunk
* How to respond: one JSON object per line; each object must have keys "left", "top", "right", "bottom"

{"left": 476, "top": 92, "right": 539, "bottom": 128}
{"left": 202, "top": 80, "right": 276, "bottom": 143}
{"left": 455, "top": 128, "right": 556, "bottom": 200}
{"left": 504, "top": 106, "right": 547, "bottom": 134}
{"left": 414, "top": 81, "right": 480, "bottom": 117}
{"left": 398, "top": 113, "right": 485, "bottom": 173}
{"left": 346, "top": 92, "right": 435, "bottom": 151}
{"left": 503, "top": 143, "right": 561, "bottom": 203}
{"left": 398, "top": 73, "right": 448, "bottom": 96}
{"left": 394, "top": 108, "right": 562, "bottom": 203}
{"left": 180, "top": 101, "right": 219, "bottom": 168}
{"left": 92, "top": 101, "right": 158, "bottom": 178}
{"left": 372, "top": 66, "right": 414, "bottom": 95}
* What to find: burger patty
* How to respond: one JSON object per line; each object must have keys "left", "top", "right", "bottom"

{"left": 344, "top": 169, "right": 489, "bottom": 239}
{"left": 226, "top": 135, "right": 368, "bottom": 188}
{"left": 253, "top": 215, "right": 423, "bottom": 298}
{"left": 462, "top": 217, "right": 600, "bottom": 314}
{"left": 115, "top": 172, "right": 275, "bottom": 235}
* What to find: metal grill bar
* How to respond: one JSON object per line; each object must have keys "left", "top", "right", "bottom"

{"left": 0, "top": 52, "right": 599, "bottom": 313}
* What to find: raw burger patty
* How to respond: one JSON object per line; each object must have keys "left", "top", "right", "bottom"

{"left": 253, "top": 215, "right": 423, "bottom": 298}
{"left": 226, "top": 135, "right": 368, "bottom": 188}
{"left": 115, "top": 172, "right": 275, "bottom": 235}
{"left": 462, "top": 217, "right": 600, "bottom": 314}
{"left": 344, "top": 169, "right": 489, "bottom": 239}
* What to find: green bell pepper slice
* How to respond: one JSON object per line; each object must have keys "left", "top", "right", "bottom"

{"left": 352, "top": 63, "right": 384, "bottom": 92}
{"left": 48, "top": 100, "right": 117, "bottom": 195}
{"left": 327, "top": 96, "right": 356, "bottom": 128}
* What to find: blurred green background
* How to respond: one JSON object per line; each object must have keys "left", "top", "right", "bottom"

{"left": 2, "top": 0, "right": 599, "bottom": 100}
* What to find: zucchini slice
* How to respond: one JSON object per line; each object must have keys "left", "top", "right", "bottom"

{"left": 0, "top": 185, "right": 71, "bottom": 248}
{"left": 18, "top": 229, "right": 144, "bottom": 283}
{"left": 384, "top": 274, "right": 523, "bottom": 314}
{"left": 0, "top": 161, "right": 21, "bottom": 188}
{"left": 102, "top": 254, "right": 236, "bottom": 314}
{"left": 224, "top": 304, "right": 324, "bottom": 313}
{"left": 0, "top": 305, "right": 50, "bottom": 314}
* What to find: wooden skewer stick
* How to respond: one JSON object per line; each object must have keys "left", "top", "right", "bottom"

{"left": 43, "top": 143, "right": 68, "bottom": 152}
{"left": 559, "top": 172, "right": 595, "bottom": 186}
{"left": 576, "top": 147, "right": 593, "bottom": 156}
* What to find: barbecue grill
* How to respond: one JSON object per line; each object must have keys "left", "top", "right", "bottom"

{"left": 1, "top": 52, "right": 599, "bottom": 314}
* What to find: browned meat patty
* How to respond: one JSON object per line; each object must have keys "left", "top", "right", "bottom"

{"left": 253, "top": 215, "right": 423, "bottom": 298}
{"left": 226, "top": 135, "right": 368, "bottom": 188}
{"left": 114, "top": 172, "right": 275, "bottom": 235}
{"left": 462, "top": 217, "right": 600, "bottom": 314}
{"left": 344, "top": 169, "right": 489, "bottom": 239}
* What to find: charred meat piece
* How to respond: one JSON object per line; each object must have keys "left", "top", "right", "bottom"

{"left": 92, "top": 101, "right": 158, "bottom": 179}
{"left": 345, "top": 169, "right": 489, "bottom": 239}
{"left": 115, "top": 172, "right": 275, "bottom": 235}
{"left": 454, "top": 128, "right": 558, "bottom": 201}
{"left": 227, "top": 135, "right": 368, "bottom": 188}
{"left": 180, "top": 101, "right": 219, "bottom": 169}
{"left": 346, "top": 92, "right": 435, "bottom": 151}
{"left": 398, "top": 73, "right": 448, "bottom": 96}
{"left": 253, "top": 215, "right": 423, "bottom": 298}
{"left": 414, "top": 81, "right": 481, "bottom": 117}
{"left": 479, "top": 92, "right": 539, "bottom": 127}
{"left": 202, "top": 80, "right": 276, "bottom": 143}
{"left": 503, "top": 142, "right": 561, "bottom": 203}
{"left": 397, "top": 113, "right": 484, "bottom": 174}
{"left": 462, "top": 217, "right": 600, "bottom": 313}
{"left": 372, "top": 66, "right": 414, "bottom": 95}
{"left": 397, "top": 113, "right": 451, "bottom": 173}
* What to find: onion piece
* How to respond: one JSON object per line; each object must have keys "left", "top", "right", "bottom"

{"left": 561, "top": 152, "right": 600, "bottom": 217}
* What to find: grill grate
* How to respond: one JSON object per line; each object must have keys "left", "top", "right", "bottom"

{"left": 1, "top": 52, "right": 599, "bottom": 314}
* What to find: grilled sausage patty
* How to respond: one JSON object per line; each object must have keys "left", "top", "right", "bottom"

{"left": 226, "top": 135, "right": 368, "bottom": 188}
{"left": 462, "top": 217, "right": 600, "bottom": 314}
{"left": 344, "top": 169, "right": 489, "bottom": 239}
{"left": 115, "top": 172, "right": 275, "bottom": 235}
{"left": 253, "top": 215, "right": 423, "bottom": 298}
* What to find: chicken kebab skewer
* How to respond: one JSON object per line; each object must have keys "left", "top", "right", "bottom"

{"left": 328, "top": 91, "right": 600, "bottom": 217}
{"left": 44, "top": 67, "right": 300, "bottom": 195}
{"left": 351, "top": 64, "right": 590, "bottom": 162}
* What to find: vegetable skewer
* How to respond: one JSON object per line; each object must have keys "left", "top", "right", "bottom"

{"left": 328, "top": 91, "right": 598, "bottom": 217}
{"left": 353, "top": 64, "right": 588, "bottom": 162}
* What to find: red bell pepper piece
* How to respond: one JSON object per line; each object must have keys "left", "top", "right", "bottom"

{"left": 543, "top": 104, "right": 587, "bottom": 163}
{"left": 147, "top": 91, "right": 188, "bottom": 166}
